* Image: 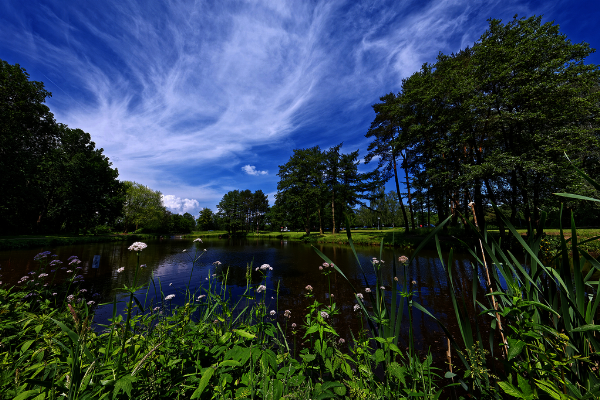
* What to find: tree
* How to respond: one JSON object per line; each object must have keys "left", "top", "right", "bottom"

{"left": 197, "top": 208, "right": 216, "bottom": 231}
{"left": 0, "top": 59, "right": 124, "bottom": 234}
{"left": 365, "top": 93, "right": 412, "bottom": 233}
{"left": 276, "top": 147, "right": 325, "bottom": 235}
{"left": 122, "top": 182, "right": 165, "bottom": 232}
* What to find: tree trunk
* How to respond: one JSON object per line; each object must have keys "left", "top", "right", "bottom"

{"left": 331, "top": 193, "right": 336, "bottom": 235}
{"left": 402, "top": 155, "right": 415, "bottom": 231}
{"left": 393, "top": 156, "right": 410, "bottom": 233}
{"left": 305, "top": 207, "right": 310, "bottom": 235}
{"left": 318, "top": 208, "right": 323, "bottom": 234}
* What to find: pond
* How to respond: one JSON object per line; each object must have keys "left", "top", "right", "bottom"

{"left": 0, "top": 237, "right": 491, "bottom": 360}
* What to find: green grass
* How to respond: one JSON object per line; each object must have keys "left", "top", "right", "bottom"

{"left": 0, "top": 233, "right": 158, "bottom": 251}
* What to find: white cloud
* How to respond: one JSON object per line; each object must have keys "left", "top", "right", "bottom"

{"left": 162, "top": 195, "right": 200, "bottom": 215}
{"left": 242, "top": 165, "right": 268, "bottom": 176}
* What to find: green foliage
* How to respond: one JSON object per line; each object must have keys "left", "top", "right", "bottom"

{"left": 0, "top": 59, "right": 124, "bottom": 235}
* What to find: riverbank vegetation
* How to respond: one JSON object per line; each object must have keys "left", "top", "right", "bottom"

{"left": 2, "top": 200, "right": 599, "bottom": 398}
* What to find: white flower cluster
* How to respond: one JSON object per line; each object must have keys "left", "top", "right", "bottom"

{"left": 116, "top": 267, "right": 125, "bottom": 274}
{"left": 197, "top": 295, "right": 206, "bottom": 301}
{"left": 365, "top": 288, "right": 371, "bottom": 293}
{"left": 128, "top": 242, "right": 148, "bottom": 252}
{"left": 354, "top": 304, "right": 360, "bottom": 312}
{"left": 212, "top": 261, "right": 222, "bottom": 266}
{"left": 194, "top": 238, "right": 203, "bottom": 243}
{"left": 270, "top": 310, "right": 276, "bottom": 316}
{"left": 305, "top": 285, "right": 313, "bottom": 291}
{"left": 165, "top": 294, "right": 175, "bottom": 301}
{"left": 320, "top": 311, "right": 329, "bottom": 319}
{"left": 256, "top": 264, "right": 273, "bottom": 272}
{"left": 284, "top": 310, "right": 291, "bottom": 318}
{"left": 257, "top": 285, "right": 267, "bottom": 293}
{"left": 356, "top": 293, "right": 363, "bottom": 299}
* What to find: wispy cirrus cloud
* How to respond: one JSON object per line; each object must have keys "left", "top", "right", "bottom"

{"left": 0, "top": 0, "right": 562, "bottom": 210}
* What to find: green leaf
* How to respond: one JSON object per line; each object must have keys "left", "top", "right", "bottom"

{"left": 113, "top": 375, "right": 136, "bottom": 399}
{"left": 14, "top": 390, "right": 40, "bottom": 400}
{"left": 219, "top": 360, "right": 241, "bottom": 368}
{"left": 21, "top": 339, "right": 35, "bottom": 353}
{"left": 507, "top": 337, "right": 526, "bottom": 361}
{"left": 191, "top": 367, "right": 215, "bottom": 399}
{"left": 233, "top": 329, "right": 256, "bottom": 339}
{"left": 498, "top": 381, "right": 526, "bottom": 399}
{"left": 571, "top": 324, "right": 600, "bottom": 332}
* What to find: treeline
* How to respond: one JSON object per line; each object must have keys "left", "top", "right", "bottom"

{"left": 364, "top": 16, "right": 600, "bottom": 235}
{"left": 1, "top": 60, "right": 196, "bottom": 236}
{"left": 1, "top": 60, "right": 123, "bottom": 235}
{"left": 272, "top": 144, "right": 376, "bottom": 234}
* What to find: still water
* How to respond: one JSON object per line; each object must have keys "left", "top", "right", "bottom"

{"left": 0, "top": 237, "right": 488, "bottom": 358}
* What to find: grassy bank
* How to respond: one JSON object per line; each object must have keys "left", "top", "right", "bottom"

{"left": 0, "top": 233, "right": 159, "bottom": 251}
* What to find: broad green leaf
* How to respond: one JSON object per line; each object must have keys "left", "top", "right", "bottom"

{"left": 191, "top": 367, "right": 215, "bottom": 399}
{"left": 233, "top": 329, "right": 256, "bottom": 339}
{"left": 507, "top": 337, "right": 526, "bottom": 360}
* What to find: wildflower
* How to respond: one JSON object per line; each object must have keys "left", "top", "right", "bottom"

{"left": 38, "top": 273, "right": 48, "bottom": 278}
{"left": 197, "top": 295, "right": 206, "bottom": 301}
{"left": 398, "top": 256, "right": 409, "bottom": 264}
{"left": 69, "top": 259, "right": 80, "bottom": 265}
{"left": 330, "top": 293, "right": 334, "bottom": 298}
{"left": 128, "top": 242, "right": 147, "bottom": 252}
{"left": 213, "top": 319, "right": 219, "bottom": 324}
{"left": 204, "top": 249, "right": 207, "bottom": 251}
{"left": 394, "top": 276, "right": 399, "bottom": 281}
{"left": 322, "top": 262, "right": 330, "bottom": 268}
{"left": 165, "top": 294, "right": 175, "bottom": 301}
{"left": 411, "top": 280, "right": 417, "bottom": 285}
{"left": 255, "top": 267, "right": 259, "bottom": 271}
{"left": 284, "top": 310, "right": 291, "bottom": 318}
{"left": 320, "top": 311, "right": 329, "bottom": 319}
{"left": 66, "top": 270, "right": 73, "bottom": 274}
{"left": 153, "top": 307, "right": 160, "bottom": 312}
{"left": 34, "top": 251, "right": 52, "bottom": 261}
{"left": 212, "top": 274, "right": 216, "bottom": 277}
{"left": 20, "top": 276, "right": 29, "bottom": 281}
{"left": 52, "top": 293, "right": 57, "bottom": 296}
{"left": 291, "top": 323, "right": 297, "bottom": 329}
{"left": 169, "top": 283, "right": 173, "bottom": 286}
{"left": 75, "top": 266, "right": 82, "bottom": 270}
{"left": 73, "top": 275, "right": 84, "bottom": 282}
{"left": 140, "top": 264, "right": 146, "bottom": 268}
{"left": 116, "top": 267, "right": 125, "bottom": 274}
{"left": 79, "top": 289, "right": 87, "bottom": 293}
{"left": 354, "top": 304, "right": 360, "bottom": 311}
{"left": 356, "top": 293, "right": 363, "bottom": 299}
{"left": 67, "top": 295, "right": 74, "bottom": 303}
{"left": 194, "top": 238, "right": 203, "bottom": 243}
{"left": 212, "top": 261, "right": 222, "bottom": 266}
{"left": 365, "top": 288, "right": 371, "bottom": 293}
{"left": 182, "top": 249, "right": 187, "bottom": 252}
{"left": 50, "top": 260, "right": 63, "bottom": 266}
{"left": 319, "top": 266, "right": 323, "bottom": 271}
{"left": 260, "top": 264, "right": 272, "bottom": 271}
{"left": 87, "top": 301, "right": 95, "bottom": 306}
{"left": 305, "top": 285, "right": 313, "bottom": 291}
{"left": 257, "top": 285, "right": 266, "bottom": 293}
{"left": 29, "top": 271, "right": 36, "bottom": 275}
{"left": 270, "top": 310, "right": 276, "bottom": 316}
{"left": 380, "top": 286, "right": 385, "bottom": 290}
{"left": 339, "top": 338, "right": 345, "bottom": 344}
{"left": 68, "top": 255, "right": 78, "bottom": 261}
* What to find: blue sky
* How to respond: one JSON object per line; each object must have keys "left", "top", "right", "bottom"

{"left": 2, "top": 0, "right": 599, "bottom": 216}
